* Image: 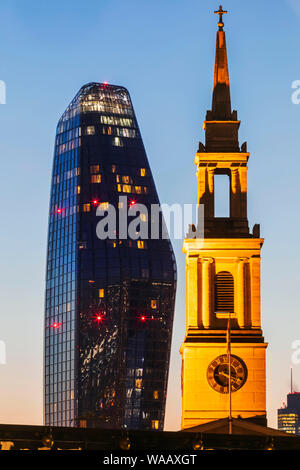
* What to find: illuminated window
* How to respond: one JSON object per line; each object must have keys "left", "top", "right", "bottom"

{"left": 135, "top": 186, "right": 142, "bottom": 194}
{"left": 118, "top": 201, "right": 124, "bottom": 209}
{"left": 117, "top": 184, "right": 122, "bottom": 192}
{"left": 135, "top": 379, "right": 142, "bottom": 389}
{"left": 120, "top": 128, "right": 128, "bottom": 137}
{"left": 137, "top": 240, "right": 144, "bottom": 249}
{"left": 101, "top": 115, "right": 134, "bottom": 127}
{"left": 90, "top": 165, "right": 100, "bottom": 174}
{"left": 153, "top": 390, "right": 159, "bottom": 400}
{"left": 102, "top": 126, "right": 113, "bottom": 135}
{"left": 86, "top": 126, "right": 95, "bottom": 135}
{"left": 122, "top": 176, "right": 130, "bottom": 184}
{"left": 120, "top": 118, "right": 133, "bottom": 127}
{"left": 116, "top": 175, "right": 120, "bottom": 182}
{"left": 143, "top": 186, "right": 148, "bottom": 194}
{"left": 70, "top": 390, "right": 74, "bottom": 400}
{"left": 100, "top": 115, "right": 113, "bottom": 125}
{"left": 151, "top": 300, "right": 157, "bottom": 309}
{"left": 140, "top": 213, "right": 147, "bottom": 222}
{"left": 99, "top": 202, "right": 109, "bottom": 210}
{"left": 112, "top": 165, "right": 116, "bottom": 173}
{"left": 91, "top": 174, "right": 101, "bottom": 183}
{"left": 99, "top": 289, "right": 105, "bottom": 298}
{"left": 76, "top": 185, "right": 81, "bottom": 194}
{"left": 140, "top": 168, "right": 146, "bottom": 176}
{"left": 117, "top": 128, "right": 136, "bottom": 138}
{"left": 113, "top": 137, "right": 123, "bottom": 147}
{"left": 83, "top": 204, "right": 90, "bottom": 212}
{"left": 123, "top": 184, "right": 131, "bottom": 193}
{"left": 152, "top": 420, "right": 159, "bottom": 430}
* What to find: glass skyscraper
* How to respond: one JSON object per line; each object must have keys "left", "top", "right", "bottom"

{"left": 44, "top": 82, "right": 177, "bottom": 430}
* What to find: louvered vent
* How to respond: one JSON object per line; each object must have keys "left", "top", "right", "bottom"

{"left": 214, "top": 271, "right": 234, "bottom": 313}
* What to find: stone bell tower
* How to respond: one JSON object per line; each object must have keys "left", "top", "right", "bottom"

{"left": 180, "top": 6, "right": 267, "bottom": 429}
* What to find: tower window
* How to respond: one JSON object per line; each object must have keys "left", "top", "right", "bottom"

{"left": 214, "top": 271, "right": 234, "bottom": 313}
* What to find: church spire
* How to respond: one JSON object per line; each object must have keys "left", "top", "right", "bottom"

{"left": 211, "top": 5, "right": 232, "bottom": 120}
{"left": 203, "top": 6, "right": 240, "bottom": 153}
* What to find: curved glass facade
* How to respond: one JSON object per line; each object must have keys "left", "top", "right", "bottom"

{"left": 44, "top": 83, "right": 177, "bottom": 430}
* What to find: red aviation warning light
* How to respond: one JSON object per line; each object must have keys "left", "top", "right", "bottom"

{"left": 50, "top": 322, "right": 62, "bottom": 330}
{"left": 129, "top": 199, "right": 137, "bottom": 206}
{"left": 92, "top": 199, "right": 99, "bottom": 206}
{"left": 139, "top": 315, "right": 147, "bottom": 322}
{"left": 94, "top": 313, "right": 104, "bottom": 324}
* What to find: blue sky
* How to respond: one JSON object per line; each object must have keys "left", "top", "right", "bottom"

{"left": 0, "top": 0, "right": 300, "bottom": 429}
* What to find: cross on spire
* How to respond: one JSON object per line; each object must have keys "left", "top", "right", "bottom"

{"left": 214, "top": 5, "right": 228, "bottom": 31}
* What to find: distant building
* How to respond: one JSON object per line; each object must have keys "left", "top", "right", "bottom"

{"left": 278, "top": 393, "right": 300, "bottom": 435}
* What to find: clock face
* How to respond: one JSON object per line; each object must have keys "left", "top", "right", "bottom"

{"left": 207, "top": 354, "right": 247, "bottom": 394}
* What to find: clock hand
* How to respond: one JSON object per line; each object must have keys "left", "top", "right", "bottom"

{"left": 219, "top": 371, "right": 241, "bottom": 383}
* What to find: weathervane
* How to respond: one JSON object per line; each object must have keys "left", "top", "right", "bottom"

{"left": 214, "top": 5, "right": 228, "bottom": 31}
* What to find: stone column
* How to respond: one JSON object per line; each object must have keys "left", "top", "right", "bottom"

{"left": 239, "top": 167, "right": 248, "bottom": 218}
{"left": 230, "top": 168, "right": 239, "bottom": 218}
{"left": 250, "top": 257, "right": 261, "bottom": 328}
{"left": 202, "top": 258, "right": 213, "bottom": 328}
{"left": 196, "top": 167, "right": 206, "bottom": 206}
{"left": 186, "top": 255, "right": 199, "bottom": 329}
{"left": 207, "top": 168, "right": 215, "bottom": 218}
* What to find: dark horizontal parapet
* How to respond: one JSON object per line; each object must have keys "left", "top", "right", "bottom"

{"left": 184, "top": 328, "right": 265, "bottom": 344}
{"left": 204, "top": 217, "right": 250, "bottom": 238}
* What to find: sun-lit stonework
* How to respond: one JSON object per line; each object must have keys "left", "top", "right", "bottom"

{"left": 180, "top": 8, "right": 267, "bottom": 429}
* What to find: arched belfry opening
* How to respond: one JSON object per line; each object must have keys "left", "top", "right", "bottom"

{"left": 214, "top": 170, "right": 230, "bottom": 218}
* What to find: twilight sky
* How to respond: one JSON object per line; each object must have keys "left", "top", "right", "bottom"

{"left": 0, "top": 0, "right": 300, "bottom": 430}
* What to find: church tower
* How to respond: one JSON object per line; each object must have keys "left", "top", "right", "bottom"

{"left": 180, "top": 7, "right": 267, "bottom": 429}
